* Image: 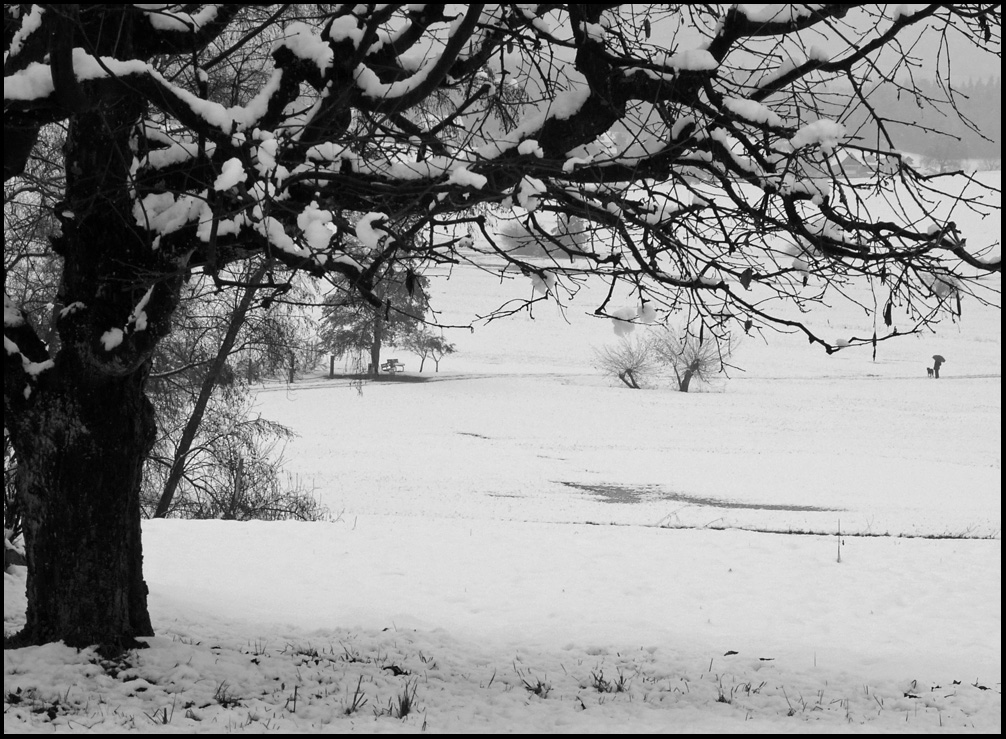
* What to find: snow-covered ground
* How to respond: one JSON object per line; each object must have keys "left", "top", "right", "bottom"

{"left": 4, "top": 178, "right": 1001, "bottom": 732}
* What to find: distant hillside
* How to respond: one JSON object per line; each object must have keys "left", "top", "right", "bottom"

{"left": 848, "top": 76, "right": 1001, "bottom": 166}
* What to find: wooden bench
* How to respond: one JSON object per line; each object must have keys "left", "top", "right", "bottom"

{"left": 380, "top": 358, "right": 405, "bottom": 374}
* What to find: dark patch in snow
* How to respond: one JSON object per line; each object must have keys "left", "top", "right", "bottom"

{"left": 559, "top": 482, "right": 843, "bottom": 512}
{"left": 329, "top": 373, "right": 429, "bottom": 383}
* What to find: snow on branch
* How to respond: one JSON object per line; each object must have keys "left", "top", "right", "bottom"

{"left": 135, "top": 4, "right": 244, "bottom": 56}
{"left": 276, "top": 22, "right": 334, "bottom": 77}
{"left": 350, "top": 5, "right": 485, "bottom": 115}
{"left": 3, "top": 293, "right": 52, "bottom": 405}
{"left": 4, "top": 48, "right": 288, "bottom": 140}
{"left": 3, "top": 4, "right": 1000, "bottom": 363}
{"left": 5, "top": 4, "right": 45, "bottom": 61}
{"left": 140, "top": 4, "right": 226, "bottom": 33}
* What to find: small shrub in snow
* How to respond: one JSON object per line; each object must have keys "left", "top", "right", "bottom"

{"left": 514, "top": 663, "right": 552, "bottom": 698}
{"left": 144, "top": 703, "right": 174, "bottom": 726}
{"left": 522, "top": 675, "right": 551, "bottom": 698}
{"left": 213, "top": 680, "right": 241, "bottom": 709}
{"left": 343, "top": 676, "right": 368, "bottom": 715}
{"left": 389, "top": 680, "right": 418, "bottom": 719}
{"left": 590, "top": 668, "right": 630, "bottom": 693}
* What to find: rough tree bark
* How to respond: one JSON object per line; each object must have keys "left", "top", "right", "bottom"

{"left": 5, "top": 10, "right": 183, "bottom": 648}
{"left": 14, "top": 370, "right": 156, "bottom": 649}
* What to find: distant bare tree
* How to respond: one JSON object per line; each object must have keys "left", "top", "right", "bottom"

{"left": 596, "top": 336, "right": 659, "bottom": 390}
{"left": 405, "top": 328, "right": 456, "bottom": 372}
{"left": 653, "top": 326, "right": 735, "bottom": 393}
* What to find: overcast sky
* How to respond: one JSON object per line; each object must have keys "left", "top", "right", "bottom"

{"left": 647, "top": 5, "right": 1000, "bottom": 84}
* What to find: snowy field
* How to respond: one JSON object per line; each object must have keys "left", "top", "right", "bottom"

{"left": 4, "top": 177, "right": 1002, "bottom": 732}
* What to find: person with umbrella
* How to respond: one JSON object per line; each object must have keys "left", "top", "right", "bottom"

{"left": 932, "top": 354, "right": 946, "bottom": 379}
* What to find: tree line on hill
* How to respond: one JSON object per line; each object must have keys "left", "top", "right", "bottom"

{"left": 851, "top": 76, "right": 1001, "bottom": 167}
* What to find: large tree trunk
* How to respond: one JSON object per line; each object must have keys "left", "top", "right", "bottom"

{"left": 12, "top": 367, "right": 156, "bottom": 650}
{"left": 6, "top": 31, "right": 178, "bottom": 648}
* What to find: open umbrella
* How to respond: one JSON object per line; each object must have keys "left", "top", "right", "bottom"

{"left": 931, "top": 354, "right": 946, "bottom": 379}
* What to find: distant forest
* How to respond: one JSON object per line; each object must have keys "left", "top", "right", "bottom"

{"left": 849, "top": 76, "right": 1001, "bottom": 167}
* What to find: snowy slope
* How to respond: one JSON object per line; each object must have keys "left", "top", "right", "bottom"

{"left": 4, "top": 176, "right": 1001, "bottom": 733}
